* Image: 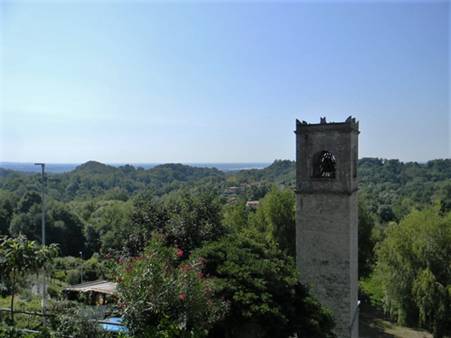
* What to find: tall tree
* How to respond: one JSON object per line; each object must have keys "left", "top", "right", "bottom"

{"left": 358, "top": 198, "right": 376, "bottom": 278}
{"left": 163, "top": 191, "right": 225, "bottom": 255}
{"left": 194, "top": 230, "right": 335, "bottom": 338}
{"left": 0, "top": 191, "right": 17, "bottom": 235}
{"left": 116, "top": 233, "right": 227, "bottom": 337}
{"left": 373, "top": 207, "right": 450, "bottom": 338}
{"left": 249, "top": 187, "right": 296, "bottom": 257}
{"left": 0, "top": 235, "right": 58, "bottom": 323}
{"left": 10, "top": 202, "right": 86, "bottom": 256}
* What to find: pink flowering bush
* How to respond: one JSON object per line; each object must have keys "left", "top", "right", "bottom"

{"left": 116, "top": 233, "right": 227, "bottom": 337}
{"left": 176, "top": 248, "right": 184, "bottom": 258}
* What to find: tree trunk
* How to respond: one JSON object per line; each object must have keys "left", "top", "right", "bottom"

{"left": 433, "top": 318, "right": 444, "bottom": 338}
{"left": 10, "top": 272, "right": 15, "bottom": 324}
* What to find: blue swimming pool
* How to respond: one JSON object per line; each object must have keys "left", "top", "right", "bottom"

{"left": 99, "top": 317, "right": 129, "bottom": 333}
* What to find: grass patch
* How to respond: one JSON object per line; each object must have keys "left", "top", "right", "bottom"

{"left": 360, "top": 303, "right": 433, "bottom": 338}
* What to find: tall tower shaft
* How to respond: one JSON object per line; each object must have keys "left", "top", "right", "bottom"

{"left": 295, "top": 117, "right": 359, "bottom": 338}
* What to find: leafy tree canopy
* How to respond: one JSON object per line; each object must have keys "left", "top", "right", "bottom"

{"left": 193, "top": 230, "right": 335, "bottom": 338}
{"left": 370, "top": 207, "right": 450, "bottom": 337}
{"left": 116, "top": 233, "right": 227, "bottom": 337}
{"left": 0, "top": 235, "right": 59, "bottom": 323}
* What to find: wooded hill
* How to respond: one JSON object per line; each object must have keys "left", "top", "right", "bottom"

{"left": 1, "top": 158, "right": 450, "bottom": 211}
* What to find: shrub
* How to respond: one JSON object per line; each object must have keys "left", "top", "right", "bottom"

{"left": 82, "top": 254, "right": 107, "bottom": 281}
{"left": 193, "top": 229, "right": 335, "bottom": 338}
{"left": 116, "top": 233, "right": 227, "bottom": 337}
{"left": 0, "top": 324, "right": 50, "bottom": 337}
{"left": 50, "top": 303, "right": 113, "bottom": 338}
{"left": 66, "top": 269, "right": 81, "bottom": 285}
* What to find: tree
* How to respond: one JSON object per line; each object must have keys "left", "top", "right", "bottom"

{"left": 108, "top": 195, "right": 171, "bottom": 257}
{"left": 9, "top": 204, "right": 42, "bottom": 242}
{"left": 439, "top": 181, "right": 451, "bottom": 214}
{"left": 194, "top": 230, "right": 335, "bottom": 338}
{"left": 358, "top": 198, "right": 376, "bottom": 278}
{"left": 50, "top": 300, "right": 115, "bottom": 338}
{"left": 9, "top": 201, "right": 85, "bottom": 256}
{"left": 116, "top": 233, "right": 227, "bottom": 337}
{"left": 222, "top": 202, "right": 249, "bottom": 232}
{"left": 377, "top": 204, "right": 396, "bottom": 223}
{"left": 0, "top": 191, "right": 16, "bottom": 235}
{"left": 249, "top": 187, "right": 296, "bottom": 257}
{"left": 0, "top": 235, "right": 58, "bottom": 323}
{"left": 48, "top": 204, "right": 85, "bottom": 256}
{"left": 163, "top": 191, "right": 225, "bottom": 255}
{"left": 84, "top": 223, "right": 101, "bottom": 257}
{"left": 16, "top": 191, "right": 41, "bottom": 214}
{"left": 87, "top": 200, "right": 133, "bottom": 253}
{"left": 372, "top": 207, "right": 450, "bottom": 337}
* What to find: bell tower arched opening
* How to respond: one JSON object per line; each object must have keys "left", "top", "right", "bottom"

{"left": 312, "top": 150, "right": 336, "bottom": 178}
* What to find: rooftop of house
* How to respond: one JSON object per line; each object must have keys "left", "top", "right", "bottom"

{"left": 64, "top": 280, "right": 117, "bottom": 295}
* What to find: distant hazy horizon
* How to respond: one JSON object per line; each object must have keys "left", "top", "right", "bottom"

{"left": 0, "top": 161, "right": 273, "bottom": 173}
{"left": 2, "top": 155, "right": 448, "bottom": 174}
{"left": 1, "top": 2, "right": 449, "bottom": 163}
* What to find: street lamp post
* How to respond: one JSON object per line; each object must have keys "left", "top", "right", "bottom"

{"left": 34, "top": 163, "right": 46, "bottom": 325}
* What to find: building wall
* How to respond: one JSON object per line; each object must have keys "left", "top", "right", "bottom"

{"left": 295, "top": 118, "right": 359, "bottom": 338}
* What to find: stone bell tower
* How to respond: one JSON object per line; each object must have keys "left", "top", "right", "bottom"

{"left": 295, "top": 116, "right": 359, "bottom": 338}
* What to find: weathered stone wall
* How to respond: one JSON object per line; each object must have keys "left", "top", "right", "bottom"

{"left": 295, "top": 117, "right": 359, "bottom": 338}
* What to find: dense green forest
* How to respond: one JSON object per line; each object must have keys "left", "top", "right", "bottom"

{"left": 1, "top": 158, "right": 449, "bottom": 210}
{"left": 0, "top": 158, "right": 450, "bottom": 337}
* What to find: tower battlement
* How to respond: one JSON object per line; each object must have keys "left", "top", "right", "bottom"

{"left": 296, "top": 116, "right": 359, "bottom": 133}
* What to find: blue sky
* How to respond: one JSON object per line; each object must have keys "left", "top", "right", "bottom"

{"left": 0, "top": 1, "right": 449, "bottom": 163}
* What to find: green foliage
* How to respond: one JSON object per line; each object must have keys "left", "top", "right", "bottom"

{"left": 360, "top": 274, "right": 385, "bottom": 309}
{"left": 359, "top": 158, "right": 451, "bottom": 220}
{"left": 0, "top": 325, "right": 22, "bottom": 337}
{"left": 0, "top": 325, "right": 49, "bottom": 338}
{"left": 358, "top": 198, "right": 376, "bottom": 278}
{"left": 193, "top": 230, "right": 335, "bottom": 338}
{"left": 47, "top": 278, "right": 66, "bottom": 299}
{"left": 0, "top": 235, "right": 59, "bottom": 324}
{"left": 227, "top": 160, "right": 295, "bottom": 188}
{"left": 123, "top": 196, "right": 169, "bottom": 256}
{"left": 249, "top": 187, "right": 296, "bottom": 257}
{"left": 377, "top": 204, "right": 397, "bottom": 223}
{"left": 0, "top": 191, "right": 17, "bottom": 235}
{"left": 222, "top": 202, "right": 249, "bottom": 232}
{"left": 116, "top": 233, "right": 227, "bottom": 337}
{"left": 125, "top": 191, "right": 226, "bottom": 257}
{"left": 9, "top": 199, "right": 85, "bottom": 257}
{"left": 66, "top": 269, "right": 82, "bottom": 285}
{"left": 17, "top": 192, "right": 41, "bottom": 214}
{"left": 84, "top": 200, "right": 134, "bottom": 254}
{"left": 1, "top": 158, "right": 450, "bottom": 259}
{"left": 223, "top": 187, "right": 296, "bottom": 257}
{"left": 47, "top": 203, "right": 85, "bottom": 256}
{"left": 371, "top": 207, "right": 451, "bottom": 337}
{"left": 438, "top": 181, "right": 451, "bottom": 214}
{"left": 46, "top": 300, "right": 115, "bottom": 338}
{"left": 82, "top": 254, "right": 108, "bottom": 282}
{"left": 0, "top": 162, "right": 226, "bottom": 203}
{"left": 163, "top": 191, "right": 225, "bottom": 255}
{"left": 412, "top": 268, "right": 448, "bottom": 335}
{"left": 52, "top": 309, "right": 109, "bottom": 337}
{"left": 1, "top": 158, "right": 450, "bottom": 337}
{"left": 52, "top": 254, "right": 107, "bottom": 285}
{"left": 9, "top": 205, "right": 42, "bottom": 243}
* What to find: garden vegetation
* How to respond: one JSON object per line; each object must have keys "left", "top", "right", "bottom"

{"left": 0, "top": 158, "right": 450, "bottom": 337}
